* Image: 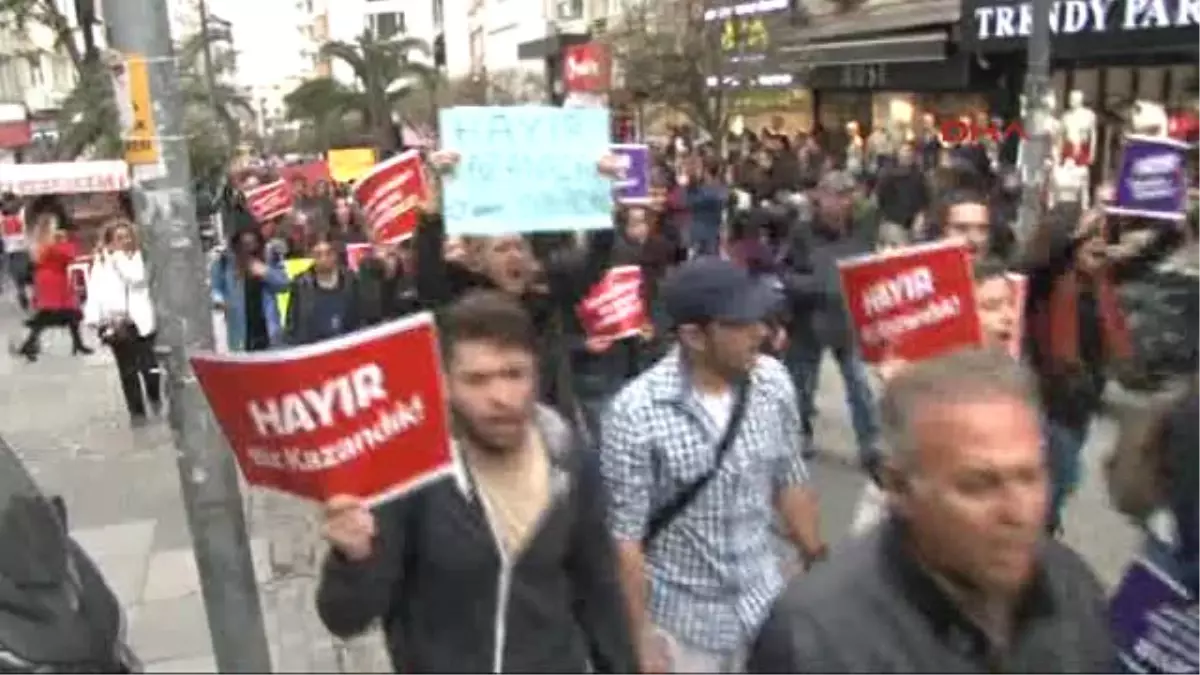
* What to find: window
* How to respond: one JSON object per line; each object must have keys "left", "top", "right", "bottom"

{"left": 27, "top": 56, "right": 44, "bottom": 87}
{"left": 367, "top": 11, "right": 406, "bottom": 39}
{"left": 433, "top": 0, "right": 444, "bottom": 28}
{"left": 556, "top": 0, "right": 583, "bottom": 20}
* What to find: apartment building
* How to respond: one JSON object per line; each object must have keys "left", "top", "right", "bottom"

{"left": 326, "top": 0, "right": 436, "bottom": 85}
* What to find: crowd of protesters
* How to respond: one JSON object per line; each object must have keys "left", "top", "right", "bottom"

{"left": 4, "top": 122, "right": 1194, "bottom": 673}
{"left": 209, "top": 128, "right": 1193, "bottom": 674}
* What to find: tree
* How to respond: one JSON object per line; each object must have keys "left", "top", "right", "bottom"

{"left": 604, "top": 0, "right": 776, "bottom": 141}
{"left": 319, "top": 30, "right": 439, "bottom": 151}
{"left": 283, "top": 77, "right": 368, "bottom": 152}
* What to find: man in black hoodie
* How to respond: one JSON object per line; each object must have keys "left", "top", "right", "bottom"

{"left": 874, "top": 144, "right": 929, "bottom": 233}
{"left": 317, "top": 290, "right": 635, "bottom": 673}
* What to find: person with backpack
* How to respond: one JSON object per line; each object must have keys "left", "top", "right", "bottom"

{"left": 599, "top": 257, "right": 827, "bottom": 673}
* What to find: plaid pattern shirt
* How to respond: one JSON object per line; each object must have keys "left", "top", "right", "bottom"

{"left": 599, "top": 348, "right": 808, "bottom": 653}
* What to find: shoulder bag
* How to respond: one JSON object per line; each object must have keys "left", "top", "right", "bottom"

{"left": 642, "top": 381, "right": 750, "bottom": 548}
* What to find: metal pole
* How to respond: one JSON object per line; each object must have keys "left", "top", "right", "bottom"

{"left": 1015, "top": 0, "right": 1053, "bottom": 241}
{"left": 101, "top": 1, "right": 274, "bottom": 671}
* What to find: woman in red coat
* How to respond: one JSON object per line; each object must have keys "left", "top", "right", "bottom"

{"left": 14, "top": 214, "right": 93, "bottom": 361}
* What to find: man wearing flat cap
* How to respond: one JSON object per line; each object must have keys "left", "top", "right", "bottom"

{"left": 599, "top": 256, "right": 828, "bottom": 673}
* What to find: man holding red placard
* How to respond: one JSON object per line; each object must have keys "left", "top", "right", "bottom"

{"left": 316, "top": 291, "right": 635, "bottom": 673}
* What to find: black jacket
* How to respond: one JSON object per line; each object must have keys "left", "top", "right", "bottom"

{"left": 780, "top": 214, "right": 877, "bottom": 350}
{"left": 413, "top": 212, "right": 614, "bottom": 416}
{"left": 283, "top": 269, "right": 359, "bottom": 345}
{"left": 354, "top": 257, "right": 423, "bottom": 327}
{"left": 316, "top": 406, "right": 636, "bottom": 673}
{"left": 875, "top": 166, "right": 928, "bottom": 229}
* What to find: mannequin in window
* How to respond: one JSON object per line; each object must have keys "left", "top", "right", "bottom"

{"left": 845, "top": 120, "right": 865, "bottom": 177}
{"left": 867, "top": 123, "right": 893, "bottom": 174}
{"left": 1061, "top": 90, "right": 1097, "bottom": 169}
{"left": 1131, "top": 100, "right": 1170, "bottom": 137}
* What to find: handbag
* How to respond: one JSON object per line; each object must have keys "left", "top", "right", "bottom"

{"left": 99, "top": 273, "right": 137, "bottom": 346}
{"left": 642, "top": 381, "right": 750, "bottom": 547}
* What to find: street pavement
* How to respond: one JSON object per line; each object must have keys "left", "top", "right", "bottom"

{"left": 0, "top": 296, "right": 1141, "bottom": 672}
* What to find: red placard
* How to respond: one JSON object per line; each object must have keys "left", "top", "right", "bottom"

{"left": 279, "top": 161, "right": 332, "bottom": 192}
{"left": 1, "top": 214, "right": 21, "bottom": 237}
{"left": 1006, "top": 272, "right": 1028, "bottom": 359}
{"left": 838, "top": 240, "right": 982, "bottom": 364}
{"left": 346, "top": 243, "right": 371, "bottom": 272}
{"left": 189, "top": 313, "right": 453, "bottom": 505}
{"left": 243, "top": 180, "right": 294, "bottom": 223}
{"left": 576, "top": 266, "right": 646, "bottom": 340}
{"left": 353, "top": 150, "right": 428, "bottom": 244}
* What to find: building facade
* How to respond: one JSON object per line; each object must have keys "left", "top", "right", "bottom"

{"left": 326, "top": 0, "right": 437, "bottom": 86}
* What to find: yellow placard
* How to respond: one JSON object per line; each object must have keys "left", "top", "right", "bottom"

{"left": 277, "top": 257, "right": 314, "bottom": 326}
{"left": 327, "top": 147, "right": 378, "bottom": 184}
{"left": 122, "top": 56, "right": 159, "bottom": 165}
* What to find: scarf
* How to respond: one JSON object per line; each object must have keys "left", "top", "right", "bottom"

{"left": 1035, "top": 267, "right": 1133, "bottom": 369}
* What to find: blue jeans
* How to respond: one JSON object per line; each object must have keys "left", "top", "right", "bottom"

{"left": 1043, "top": 418, "right": 1088, "bottom": 532}
{"left": 787, "top": 341, "right": 880, "bottom": 464}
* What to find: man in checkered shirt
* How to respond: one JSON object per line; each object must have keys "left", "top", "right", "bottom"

{"left": 599, "top": 257, "right": 828, "bottom": 673}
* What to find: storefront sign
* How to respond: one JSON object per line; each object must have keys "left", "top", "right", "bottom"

{"left": 563, "top": 43, "right": 610, "bottom": 94}
{"left": 962, "top": 0, "right": 1198, "bottom": 55}
{"left": 940, "top": 118, "right": 1028, "bottom": 145}
{"left": 807, "top": 58, "right": 970, "bottom": 91}
{"left": 0, "top": 161, "right": 131, "bottom": 195}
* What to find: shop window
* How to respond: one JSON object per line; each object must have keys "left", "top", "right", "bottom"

{"left": 1138, "top": 67, "right": 1166, "bottom": 102}
{"left": 1169, "top": 65, "right": 1198, "bottom": 106}
{"left": 1069, "top": 68, "right": 1100, "bottom": 113}
{"left": 1051, "top": 70, "right": 1068, "bottom": 111}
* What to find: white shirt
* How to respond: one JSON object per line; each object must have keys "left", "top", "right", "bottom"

{"left": 694, "top": 388, "right": 734, "bottom": 434}
{"left": 83, "top": 250, "right": 156, "bottom": 337}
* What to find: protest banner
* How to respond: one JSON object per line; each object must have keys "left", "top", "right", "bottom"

{"left": 576, "top": 266, "right": 646, "bottom": 340}
{"left": 190, "top": 312, "right": 453, "bottom": 504}
{"left": 279, "top": 161, "right": 332, "bottom": 192}
{"left": 327, "top": 147, "right": 377, "bottom": 184}
{"left": 278, "top": 257, "right": 314, "bottom": 327}
{"left": 244, "top": 180, "right": 294, "bottom": 223}
{"left": 439, "top": 106, "right": 612, "bottom": 236}
{"left": 346, "top": 243, "right": 370, "bottom": 272}
{"left": 838, "top": 240, "right": 981, "bottom": 363}
{"left": 1108, "top": 134, "right": 1190, "bottom": 221}
{"left": 353, "top": 150, "right": 428, "bottom": 243}
{"left": 1006, "top": 273, "right": 1027, "bottom": 359}
{"left": 1110, "top": 546, "right": 1198, "bottom": 674}
{"left": 610, "top": 144, "right": 650, "bottom": 204}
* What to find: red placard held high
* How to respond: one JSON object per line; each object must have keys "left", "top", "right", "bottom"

{"left": 353, "top": 150, "right": 428, "bottom": 244}
{"left": 243, "top": 180, "right": 294, "bottom": 223}
{"left": 838, "top": 240, "right": 982, "bottom": 364}
{"left": 576, "top": 266, "right": 646, "bottom": 341}
{"left": 189, "top": 312, "right": 453, "bottom": 505}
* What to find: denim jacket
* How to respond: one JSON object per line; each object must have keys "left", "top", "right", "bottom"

{"left": 210, "top": 253, "right": 290, "bottom": 351}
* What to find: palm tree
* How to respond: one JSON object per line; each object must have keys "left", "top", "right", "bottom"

{"left": 318, "top": 30, "right": 438, "bottom": 151}
{"left": 283, "top": 77, "right": 365, "bottom": 152}
{"left": 175, "top": 19, "right": 254, "bottom": 148}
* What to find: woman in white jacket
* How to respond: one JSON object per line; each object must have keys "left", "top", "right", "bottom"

{"left": 84, "top": 220, "right": 162, "bottom": 427}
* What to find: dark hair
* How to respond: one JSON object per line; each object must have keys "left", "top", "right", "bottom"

{"left": 439, "top": 290, "right": 537, "bottom": 362}
{"left": 972, "top": 256, "right": 1009, "bottom": 283}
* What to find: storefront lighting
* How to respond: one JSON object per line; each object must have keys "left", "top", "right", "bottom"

{"left": 704, "top": 0, "right": 789, "bottom": 22}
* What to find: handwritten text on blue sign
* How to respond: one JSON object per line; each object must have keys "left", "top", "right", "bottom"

{"left": 439, "top": 106, "right": 613, "bottom": 235}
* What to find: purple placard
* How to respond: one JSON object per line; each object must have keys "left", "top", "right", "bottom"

{"left": 1110, "top": 555, "right": 1198, "bottom": 674}
{"left": 1108, "top": 134, "right": 1190, "bottom": 222}
{"left": 610, "top": 143, "right": 650, "bottom": 205}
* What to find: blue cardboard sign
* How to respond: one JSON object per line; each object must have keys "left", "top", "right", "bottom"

{"left": 1111, "top": 550, "right": 1198, "bottom": 674}
{"left": 438, "top": 106, "right": 613, "bottom": 235}
{"left": 1109, "top": 134, "right": 1190, "bottom": 222}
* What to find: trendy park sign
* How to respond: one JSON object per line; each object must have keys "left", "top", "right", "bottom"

{"left": 966, "top": 0, "right": 1197, "bottom": 42}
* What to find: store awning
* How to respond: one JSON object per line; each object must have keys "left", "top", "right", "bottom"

{"left": 774, "top": 0, "right": 959, "bottom": 66}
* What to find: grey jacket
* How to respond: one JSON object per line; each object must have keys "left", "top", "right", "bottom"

{"left": 316, "top": 405, "right": 636, "bottom": 673}
{"left": 749, "top": 519, "right": 1115, "bottom": 673}
{"left": 780, "top": 216, "right": 877, "bottom": 350}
